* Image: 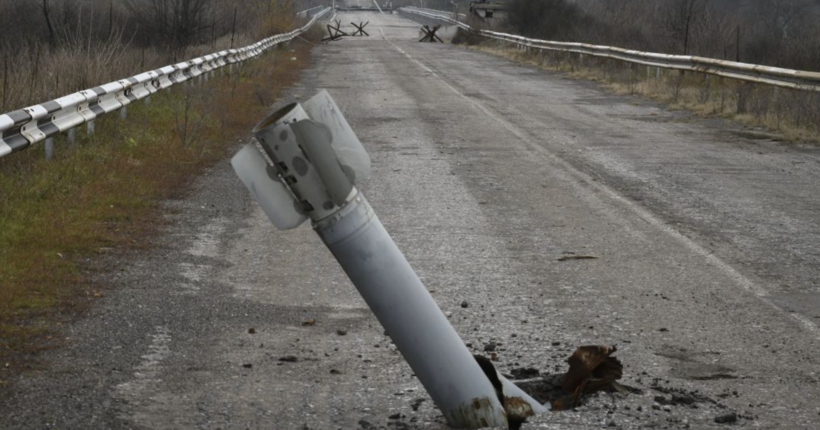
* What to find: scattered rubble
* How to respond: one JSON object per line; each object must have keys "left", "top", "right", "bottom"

{"left": 509, "top": 345, "right": 625, "bottom": 410}
{"left": 557, "top": 252, "right": 599, "bottom": 262}
{"left": 715, "top": 412, "right": 738, "bottom": 424}
{"left": 510, "top": 367, "right": 540, "bottom": 379}
{"left": 410, "top": 398, "right": 425, "bottom": 411}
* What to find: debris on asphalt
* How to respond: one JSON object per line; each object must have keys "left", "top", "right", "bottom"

{"left": 336, "top": 329, "right": 348, "bottom": 336}
{"left": 715, "top": 412, "right": 738, "bottom": 424}
{"left": 242, "top": 363, "right": 253, "bottom": 368}
{"left": 512, "top": 345, "right": 625, "bottom": 410}
{"left": 655, "top": 393, "right": 699, "bottom": 407}
{"left": 484, "top": 342, "right": 497, "bottom": 352}
{"left": 301, "top": 319, "right": 316, "bottom": 326}
{"left": 557, "top": 254, "right": 599, "bottom": 262}
{"left": 279, "top": 356, "right": 299, "bottom": 362}
{"left": 248, "top": 327, "right": 257, "bottom": 334}
{"left": 563, "top": 345, "right": 622, "bottom": 397}
{"left": 410, "top": 398, "right": 425, "bottom": 411}
{"left": 461, "top": 300, "right": 469, "bottom": 308}
{"left": 510, "top": 367, "right": 540, "bottom": 379}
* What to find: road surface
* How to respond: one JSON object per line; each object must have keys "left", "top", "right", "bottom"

{"left": 2, "top": 11, "right": 820, "bottom": 430}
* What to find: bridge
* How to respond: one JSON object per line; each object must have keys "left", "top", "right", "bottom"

{"left": 2, "top": 6, "right": 820, "bottom": 430}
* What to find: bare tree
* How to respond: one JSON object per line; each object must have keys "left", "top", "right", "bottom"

{"left": 40, "top": 0, "right": 57, "bottom": 48}
{"left": 506, "top": 0, "right": 588, "bottom": 41}
{"left": 125, "top": 0, "right": 217, "bottom": 52}
{"left": 661, "top": 0, "right": 706, "bottom": 55}
{"left": 760, "top": 0, "right": 810, "bottom": 42}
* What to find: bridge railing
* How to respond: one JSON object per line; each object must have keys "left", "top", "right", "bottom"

{"left": 398, "top": 7, "right": 820, "bottom": 93}
{"left": 0, "top": 8, "right": 332, "bottom": 161}
{"left": 297, "top": 6, "right": 327, "bottom": 18}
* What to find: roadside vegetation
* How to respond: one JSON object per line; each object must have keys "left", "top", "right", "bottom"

{"left": 0, "top": 0, "right": 305, "bottom": 112}
{"left": 0, "top": 0, "right": 324, "bottom": 378}
{"left": 455, "top": 0, "right": 820, "bottom": 143}
{"left": 462, "top": 42, "right": 820, "bottom": 143}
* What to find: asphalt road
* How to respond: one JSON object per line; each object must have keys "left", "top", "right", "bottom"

{"left": 3, "top": 11, "right": 820, "bottom": 430}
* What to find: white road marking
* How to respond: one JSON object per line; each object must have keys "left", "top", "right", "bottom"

{"left": 114, "top": 326, "right": 172, "bottom": 416}
{"left": 376, "top": 25, "right": 820, "bottom": 339}
{"left": 186, "top": 217, "right": 227, "bottom": 258}
{"left": 176, "top": 217, "right": 227, "bottom": 295}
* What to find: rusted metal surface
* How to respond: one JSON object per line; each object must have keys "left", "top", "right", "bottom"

{"left": 562, "top": 345, "right": 623, "bottom": 397}
{"left": 511, "top": 345, "right": 626, "bottom": 412}
{"left": 448, "top": 397, "right": 503, "bottom": 428}
{"left": 473, "top": 354, "right": 549, "bottom": 428}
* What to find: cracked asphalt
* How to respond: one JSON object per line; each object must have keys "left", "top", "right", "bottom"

{"left": 2, "top": 10, "right": 820, "bottom": 430}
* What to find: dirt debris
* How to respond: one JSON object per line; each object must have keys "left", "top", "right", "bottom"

{"left": 557, "top": 255, "right": 599, "bottom": 262}
{"left": 714, "top": 412, "right": 738, "bottom": 424}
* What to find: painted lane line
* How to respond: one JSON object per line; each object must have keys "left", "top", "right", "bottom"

{"left": 376, "top": 25, "right": 820, "bottom": 339}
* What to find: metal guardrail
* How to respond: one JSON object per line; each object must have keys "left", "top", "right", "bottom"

{"left": 297, "top": 6, "right": 326, "bottom": 18}
{"left": 0, "top": 8, "right": 332, "bottom": 160}
{"left": 399, "top": 7, "right": 820, "bottom": 93}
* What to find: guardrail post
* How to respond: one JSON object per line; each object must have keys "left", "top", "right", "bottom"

{"left": 87, "top": 119, "right": 95, "bottom": 135}
{"left": 68, "top": 128, "right": 76, "bottom": 144}
{"left": 145, "top": 96, "right": 151, "bottom": 105}
{"left": 120, "top": 106, "right": 127, "bottom": 120}
{"left": 45, "top": 137, "right": 54, "bottom": 160}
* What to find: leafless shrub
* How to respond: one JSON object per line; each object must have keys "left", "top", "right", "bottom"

{"left": 174, "top": 84, "right": 212, "bottom": 148}
{"left": 698, "top": 74, "right": 711, "bottom": 104}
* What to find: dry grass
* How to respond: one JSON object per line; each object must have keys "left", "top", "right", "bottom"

{"left": 0, "top": 34, "right": 318, "bottom": 376}
{"left": 0, "top": 28, "right": 258, "bottom": 114}
{"left": 464, "top": 38, "right": 820, "bottom": 145}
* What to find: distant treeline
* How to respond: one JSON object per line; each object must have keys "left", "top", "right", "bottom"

{"left": 0, "top": 0, "right": 306, "bottom": 56}
{"left": 0, "top": 0, "right": 305, "bottom": 112}
{"left": 506, "top": 0, "right": 820, "bottom": 71}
